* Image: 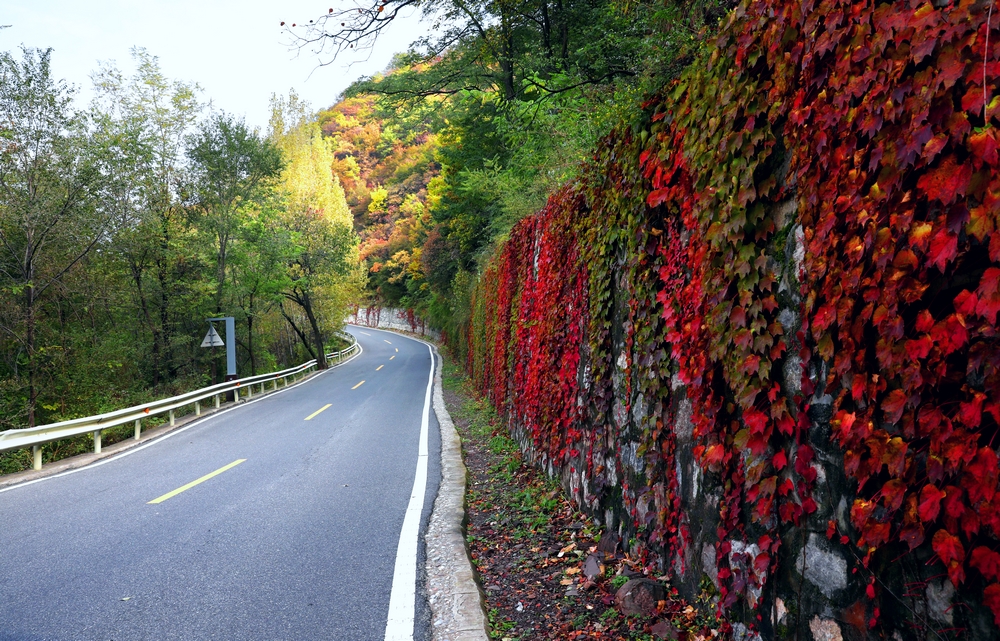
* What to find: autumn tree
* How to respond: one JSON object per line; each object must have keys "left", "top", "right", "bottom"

{"left": 270, "top": 93, "right": 362, "bottom": 369}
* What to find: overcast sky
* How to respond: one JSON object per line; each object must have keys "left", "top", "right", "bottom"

{"left": 2, "top": 1, "right": 427, "bottom": 131}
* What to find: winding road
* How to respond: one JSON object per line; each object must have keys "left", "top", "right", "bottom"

{"left": 0, "top": 326, "right": 441, "bottom": 641}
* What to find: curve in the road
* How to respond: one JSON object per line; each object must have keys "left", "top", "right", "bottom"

{"left": 0, "top": 327, "right": 440, "bottom": 641}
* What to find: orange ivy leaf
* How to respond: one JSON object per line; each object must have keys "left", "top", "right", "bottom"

{"left": 704, "top": 443, "right": 726, "bottom": 467}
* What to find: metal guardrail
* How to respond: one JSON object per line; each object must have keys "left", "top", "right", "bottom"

{"left": 0, "top": 335, "right": 360, "bottom": 471}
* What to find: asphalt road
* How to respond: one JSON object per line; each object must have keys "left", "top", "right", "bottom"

{"left": 0, "top": 326, "right": 441, "bottom": 641}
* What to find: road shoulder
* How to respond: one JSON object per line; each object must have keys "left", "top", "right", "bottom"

{"left": 424, "top": 345, "right": 491, "bottom": 641}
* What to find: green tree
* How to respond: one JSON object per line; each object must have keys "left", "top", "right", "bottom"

{"left": 90, "top": 47, "right": 203, "bottom": 385}
{"left": 0, "top": 47, "right": 108, "bottom": 425}
{"left": 185, "top": 113, "right": 283, "bottom": 312}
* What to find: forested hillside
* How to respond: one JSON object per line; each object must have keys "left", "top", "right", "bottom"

{"left": 298, "top": 0, "right": 734, "bottom": 335}
{"left": 0, "top": 48, "right": 361, "bottom": 469}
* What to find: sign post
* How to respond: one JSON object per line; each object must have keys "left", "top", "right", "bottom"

{"left": 206, "top": 317, "right": 236, "bottom": 380}
{"left": 204, "top": 317, "right": 236, "bottom": 401}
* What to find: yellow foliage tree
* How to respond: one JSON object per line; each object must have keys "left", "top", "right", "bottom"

{"left": 269, "top": 91, "right": 364, "bottom": 367}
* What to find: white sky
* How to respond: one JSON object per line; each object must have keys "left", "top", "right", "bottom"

{"left": 1, "top": 1, "right": 428, "bottom": 131}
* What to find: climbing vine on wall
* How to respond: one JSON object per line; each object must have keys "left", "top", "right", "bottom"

{"left": 468, "top": 0, "right": 1000, "bottom": 632}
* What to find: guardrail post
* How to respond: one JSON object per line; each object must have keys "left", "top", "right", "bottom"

{"left": 32, "top": 445, "right": 42, "bottom": 470}
{"left": 214, "top": 394, "right": 220, "bottom": 409}
{"left": 273, "top": 379, "right": 278, "bottom": 391}
{"left": 247, "top": 385, "right": 253, "bottom": 399}
{"left": 93, "top": 430, "right": 102, "bottom": 454}
{"left": 195, "top": 401, "right": 201, "bottom": 416}
{"left": 134, "top": 419, "right": 141, "bottom": 440}
{"left": 234, "top": 387, "right": 240, "bottom": 402}
{"left": 169, "top": 409, "right": 175, "bottom": 426}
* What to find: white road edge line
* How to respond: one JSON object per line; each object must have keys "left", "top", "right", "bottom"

{"left": 383, "top": 339, "right": 433, "bottom": 641}
{"left": 0, "top": 342, "right": 365, "bottom": 495}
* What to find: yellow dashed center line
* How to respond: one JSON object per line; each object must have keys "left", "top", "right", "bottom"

{"left": 359, "top": 331, "right": 371, "bottom": 336}
{"left": 148, "top": 459, "right": 246, "bottom": 504}
{"left": 390, "top": 355, "right": 395, "bottom": 360}
{"left": 376, "top": 365, "right": 384, "bottom": 371}
{"left": 352, "top": 380, "right": 365, "bottom": 389}
{"left": 304, "top": 404, "right": 332, "bottom": 421}
{"left": 394, "top": 348, "right": 398, "bottom": 352}
{"left": 384, "top": 340, "right": 392, "bottom": 345}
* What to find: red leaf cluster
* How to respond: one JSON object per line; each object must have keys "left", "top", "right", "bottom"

{"left": 466, "top": 0, "right": 1000, "bottom": 628}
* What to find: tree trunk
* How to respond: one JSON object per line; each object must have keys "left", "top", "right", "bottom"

{"left": 215, "top": 228, "right": 228, "bottom": 313}
{"left": 155, "top": 211, "right": 175, "bottom": 382}
{"left": 280, "top": 301, "right": 317, "bottom": 360}
{"left": 556, "top": 0, "right": 569, "bottom": 61}
{"left": 247, "top": 313, "right": 257, "bottom": 375}
{"left": 301, "top": 293, "right": 328, "bottom": 370}
{"left": 129, "top": 259, "right": 160, "bottom": 386}
{"left": 25, "top": 285, "right": 36, "bottom": 428}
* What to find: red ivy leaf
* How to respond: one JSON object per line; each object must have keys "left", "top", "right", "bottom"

{"left": 915, "top": 309, "right": 935, "bottom": 333}
{"left": 958, "top": 392, "right": 985, "bottom": 428}
{"left": 932, "top": 529, "right": 965, "bottom": 573}
{"left": 954, "top": 289, "right": 979, "bottom": 315}
{"left": 962, "top": 510, "right": 981, "bottom": 538}
{"left": 772, "top": 450, "right": 788, "bottom": 471}
{"left": 881, "top": 479, "right": 906, "bottom": 511}
{"left": 851, "top": 499, "right": 875, "bottom": 528}
{"left": 943, "top": 486, "right": 966, "bottom": 520}
{"left": 936, "top": 45, "right": 965, "bottom": 90}
{"left": 969, "top": 129, "right": 999, "bottom": 166}
{"left": 918, "top": 484, "right": 946, "bottom": 522}
{"left": 647, "top": 188, "right": 672, "bottom": 208}
{"left": 834, "top": 410, "right": 857, "bottom": 440}
{"left": 917, "top": 155, "right": 972, "bottom": 205}
{"left": 704, "top": 443, "right": 726, "bottom": 467}
{"left": 882, "top": 389, "right": 907, "bottom": 424}
{"left": 754, "top": 552, "right": 770, "bottom": 575}
{"left": 976, "top": 267, "right": 1000, "bottom": 324}
{"left": 928, "top": 226, "right": 959, "bottom": 271}
{"left": 971, "top": 547, "right": 1000, "bottom": 582}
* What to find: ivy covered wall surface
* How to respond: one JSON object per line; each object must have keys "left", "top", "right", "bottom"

{"left": 464, "top": 0, "right": 1000, "bottom": 638}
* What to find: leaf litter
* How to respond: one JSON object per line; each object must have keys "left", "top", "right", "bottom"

{"left": 442, "top": 359, "right": 725, "bottom": 640}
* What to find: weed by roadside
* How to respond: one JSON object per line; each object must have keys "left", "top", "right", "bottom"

{"left": 441, "top": 354, "right": 724, "bottom": 640}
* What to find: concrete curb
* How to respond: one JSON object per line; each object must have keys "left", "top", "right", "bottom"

{"left": 425, "top": 346, "right": 490, "bottom": 641}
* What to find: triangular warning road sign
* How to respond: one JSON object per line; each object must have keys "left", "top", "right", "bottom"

{"left": 201, "top": 325, "right": 225, "bottom": 347}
